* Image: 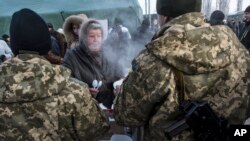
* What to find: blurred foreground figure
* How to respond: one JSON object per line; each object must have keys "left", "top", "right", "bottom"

{"left": 209, "top": 10, "right": 225, "bottom": 25}
{"left": 0, "top": 8, "right": 109, "bottom": 141}
{"left": 114, "top": 0, "right": 250, "bottom": 141}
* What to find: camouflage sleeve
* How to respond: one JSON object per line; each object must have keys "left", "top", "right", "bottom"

{"left": 113, "top": 51, "right": 174, "bottom": 127}
{"left": 59, "top": 77, "right": 109, "bottom": 140}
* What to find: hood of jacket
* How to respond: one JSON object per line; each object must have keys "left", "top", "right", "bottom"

{"left": 0, "top": 53, "right": 71, "bottom": 103}
{"left": 63, "top": 14, "right": 88, "bottom": 45}
{"left": 147, "top": 12, "right": 246, "bottom": 75}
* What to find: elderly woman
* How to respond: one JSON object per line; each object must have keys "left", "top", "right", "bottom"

{"left": 62, "top": 20, "right": 125, "bottom": 109}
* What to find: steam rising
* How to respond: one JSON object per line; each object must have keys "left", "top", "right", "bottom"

{"left": 103, "top": 34, "right": 153, "bottom": 77}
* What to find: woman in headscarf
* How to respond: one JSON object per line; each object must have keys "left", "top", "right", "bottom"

{"left": 62, "top": 20, "right": 125, "bottom": 109}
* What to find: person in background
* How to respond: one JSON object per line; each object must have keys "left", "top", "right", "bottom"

{"left": 56, "top": 27, "right": 67, "bottom": 57}
{"left": 47, "top": 23, "right": 61, "bottom": 56}
{"left": 57, "top": 28, "right": 64, "bottom": 35}
{"left": 114, "top": 0, "right": 250, "bottom": 141}
{"left": 132, "top": 17, "right": 155, "bottom": 56}
{"left": 239, "top": 5, "right": 250, "bottom": 51}
{"left": 0, "top": 39, "right": 13, "bottom": 64}
{"left": 209, "top": 10, "right": 225, "bottom": 26}
{"left": 1, "top": 34, "right": 10, "bottom": 46}
{"left": 108, "top": 18, "right": 131, "bottom": 42}
{"left": 47, "top": 23, "right": 54, "bottom": 34}
{"left": 227, "top": 19, "right": 239, "bottom": 35}
{"left": 63, "top": 14, "right": 88, "bottom": 49}
{"left": 133, "top": 17, "right": 155, "bottom": 46}
{"left": 62, "top": 20, "right": 125, "bottom": 109}
{"left": 151, "top": 18, "right": 160, "bottom": 32}
{"left": 45, "top": 23, "right": 67, "bottom": 65}
{"left": 0, "top": 8, "right": 109, "bottom": 140}
{"left": 105, "top": 18, "right": 132, "bottom": 70}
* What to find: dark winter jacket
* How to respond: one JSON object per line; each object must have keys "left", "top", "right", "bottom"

{"left": 62, "top": 44, "right": 124, "bottom": 108}
{"left": 239, "top": 21, "right": 250, "bottom": 50}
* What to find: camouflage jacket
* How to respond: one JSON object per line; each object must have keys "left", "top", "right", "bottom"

{"left": 0, "top": 53, "right": 109, "bottom": 141}
{"left": 114, "top": 12, "right": 250, "bottom": 141}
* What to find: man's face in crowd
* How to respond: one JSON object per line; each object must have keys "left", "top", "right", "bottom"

{"left": 245, "top": 12, "right": 250, "bottom": 22}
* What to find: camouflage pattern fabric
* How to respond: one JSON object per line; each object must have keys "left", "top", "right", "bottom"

{"left": 114, "top": 12, "right": 250, "bottom": 141}
{"left": 0, "top": 53, "right": 109, "bottom": 141}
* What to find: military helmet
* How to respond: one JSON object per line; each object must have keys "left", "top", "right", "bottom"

{"left": 156, "top": 0, "right": 201, "bottom": 17}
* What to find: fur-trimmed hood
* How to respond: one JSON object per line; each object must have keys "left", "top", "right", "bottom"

{"left": 63, "top": 14, "right": 88, "bottom": 47}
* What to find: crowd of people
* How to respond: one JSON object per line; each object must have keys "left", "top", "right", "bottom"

{"left": 0, "top": 0, "right": 250, "bottom": 140}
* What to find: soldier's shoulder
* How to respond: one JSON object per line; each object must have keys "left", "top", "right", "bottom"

{"left": 65, "top": 77, "right": 89, "bottom": 92}
{"left": 58, "top": 76, "right": 96, "bottom": 106}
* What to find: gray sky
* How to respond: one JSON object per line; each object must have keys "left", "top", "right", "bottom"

{"left": 138, "top": 0, "right": 250, "bottom": 15}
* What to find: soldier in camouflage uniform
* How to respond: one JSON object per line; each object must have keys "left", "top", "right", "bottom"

{"left": 114, "top": 0, "right": 250, "bottom": 140}
{"left": 0, "top": 8, "right": 109, "bottom": 141}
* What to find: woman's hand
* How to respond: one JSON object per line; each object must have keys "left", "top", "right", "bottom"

{"left": 89, "top": 88, "right": 99, "bottom": 98}
{"left": 113, "top": 85, "right": 121, "bottom": 95}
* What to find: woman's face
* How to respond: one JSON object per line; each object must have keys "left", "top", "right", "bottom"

{"left": 87, "top": 29, "right": 103, "bottom": 52}
{"left": 72, "top": 24, "right": 80, "bottom": 35}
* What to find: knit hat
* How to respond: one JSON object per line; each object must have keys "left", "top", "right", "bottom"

{"left": 156, "top": 0, "right": 201, "bottom": 17}
{"left": 210, "top": 10, "right": 225, "bottom": 21}
{"left": 209, "top": 10, "right": 225, "bottom": 26}
{"left": 2, "top": 34, "right": 9, "bottom": 40}
{"left": 10, "top": 8, "right": 51, "bottom": 55}
{"left": 245, "top": 5, "right": 250, "bottom": 13}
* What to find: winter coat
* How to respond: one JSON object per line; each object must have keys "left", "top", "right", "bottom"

{"left": 51, "top": 30, "right": 67, "bottom": 57}
{"left": 43, "top": 31, "right": 66, "bottom": 65}
{"left": 62, "top": 44, "right": 124, "bottom": 109}
{"left": 51, "top": 35, "right": 61, "bottom": 56}
{"left": 114, "top": 12, "right": 250, "bottom": 141}
{"left": 239, "top": 21, "right": 250, "bottom": 50}
{"left": 0, "top": 53, "right": 109, "bottom": 141}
